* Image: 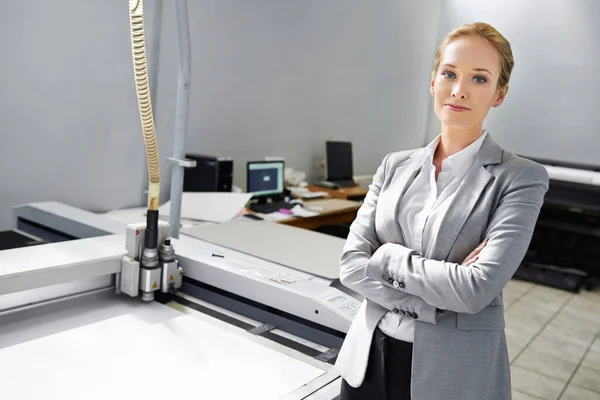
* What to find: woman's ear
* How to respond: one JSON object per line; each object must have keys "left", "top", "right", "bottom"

{"left": 493, "top": 85, "right": 509, "bottom": 107}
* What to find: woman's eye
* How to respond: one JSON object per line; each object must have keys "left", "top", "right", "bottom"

{"left": 442, "top": 71, "right": 455, "bottom": 79}
{"left": 474, "top": 76, "right": 487, "bottom": 84}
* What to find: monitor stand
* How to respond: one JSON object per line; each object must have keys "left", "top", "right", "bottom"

{"left": 254, "top": 194, "right": 285, "bottom": 205}
{"left": 249, "top": 194, "right": 292, "bottom": 214}
{"left": 255, "top": 197, "right": 268, "bottom": 205}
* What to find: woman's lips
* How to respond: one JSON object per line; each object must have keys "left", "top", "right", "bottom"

{"left": 445, "top": 104, "right": 470, "bottom": 112}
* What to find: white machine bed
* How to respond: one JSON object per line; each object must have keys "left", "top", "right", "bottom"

{"left": 2, "top": 202, "right": 360, "bottom": 399}
{"left": 0, "top": 291, "right": 336, "bottom": 400}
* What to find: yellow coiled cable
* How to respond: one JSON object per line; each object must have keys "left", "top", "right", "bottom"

{"left": 128, "top": 0, "right": 160, "bottom": 211}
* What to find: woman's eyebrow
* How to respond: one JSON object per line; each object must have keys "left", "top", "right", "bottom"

{"left": 473, "top": 68, "right": 493, "bottom": 75}
{"left": 442, "top": 63, "right": 493, "bottom": 75}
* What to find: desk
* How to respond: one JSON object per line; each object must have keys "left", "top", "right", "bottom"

{"left": 307, "top": 185, "right": 368, "bottom": 201}
{"left": 254, "top": 198, "right": 360, "bottom": 231}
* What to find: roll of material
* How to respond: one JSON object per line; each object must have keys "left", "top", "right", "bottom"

{"left": 544, "top": 165, "right": 600, "bottom": 187}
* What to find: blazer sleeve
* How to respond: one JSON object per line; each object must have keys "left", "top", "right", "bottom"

{"left": 365, "top": 163, "right": 549, "bottom": 314}
{"left": 340, "top": 153, "right": 441, "bottom": 325}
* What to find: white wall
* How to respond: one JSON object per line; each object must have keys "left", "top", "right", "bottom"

{"left": 425, "top": 0, "right": 600, "bottom": 166}
{"left": 0, "top": 1, "right": 160, "bottom": 230}
{"left": 156, "top": 0, "right": 442, "bottom": 189}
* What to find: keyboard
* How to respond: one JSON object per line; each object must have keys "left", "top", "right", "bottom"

{"left": 250, "top": 201, "right": 296, "bottom": 214}
{"left": 332, "top": 179, "right": 357, "bottom": 188}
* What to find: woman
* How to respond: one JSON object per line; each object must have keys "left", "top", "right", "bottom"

{"left": 335, "top": 22, "right": 549, "bottom": 400}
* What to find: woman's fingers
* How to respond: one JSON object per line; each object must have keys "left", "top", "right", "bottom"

{"left": 463, "top": 247, "right": 481, "bottom": 264}
{"left": 464, "top": 255, "right": 479, "bottom": 267}
{"left": 462, "top": 239, "right": 488, "bottom": 266}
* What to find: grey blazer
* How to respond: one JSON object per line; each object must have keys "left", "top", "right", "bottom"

{"left": 335, "top": 133, "right": 549, "bottom": 400}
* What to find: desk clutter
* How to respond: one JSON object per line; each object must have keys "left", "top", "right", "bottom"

{"left": 249, "top": 201, "right": 319, "bottom": 219}
{"left": 176, "top": 143, "right": 373, "bottom": 238}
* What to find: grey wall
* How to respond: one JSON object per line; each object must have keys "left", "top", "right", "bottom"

{"left": 425, "top": 0, "right": 600, "bottom": 166}
{"left": 157, "top": 1, "right": 442, "bottom": 190}
{"left": 0, "top": 1, "right": 161, "bottom": 230}
{"left": 0, "top": 0, "right": 443, "bottom": 230}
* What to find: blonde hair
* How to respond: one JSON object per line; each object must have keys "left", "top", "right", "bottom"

{"left": 432, "top": 22, "right": 514, "bottom": 89}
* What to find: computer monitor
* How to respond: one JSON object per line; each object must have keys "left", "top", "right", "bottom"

{"left": 326, "top": 141, "right": 354, "bottom": 181}
{"left": 247, "top": 160, "right": 285, "bottom": 201}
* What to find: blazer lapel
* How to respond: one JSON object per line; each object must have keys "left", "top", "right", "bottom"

{"left": 428, "top": 134, "right": 504, "bottom": 261}
{"left": 378, "top": 149, "right": 425, "bottom": 243}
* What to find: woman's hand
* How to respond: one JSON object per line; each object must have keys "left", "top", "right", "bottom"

{"left": 462, "top": 239, "right": 488, "bottom": 266}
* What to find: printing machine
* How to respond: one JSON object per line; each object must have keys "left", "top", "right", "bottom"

{"left": 1, "top": 201, "right": 361, "bottom": 399}
{"left": 4, "top": 155, "right": 600, "bottom": 399}
{"left": 515, "top": 156, "right": 600, "bottom": 292}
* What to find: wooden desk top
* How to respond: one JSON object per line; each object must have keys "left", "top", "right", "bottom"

{"left": 252, "top": 198, "right": 359, "bottom": 220}
{"left": 248, "top": 197, "right": 360, "bottom": 230}
{"left": 307, "top": 185, "right": 368, "bottom": 200}
{"left": 301, "top": 198, "right": 360, "bottom": 214}
{"left": 277, "top": 198, "right": 360, "bottom": 230}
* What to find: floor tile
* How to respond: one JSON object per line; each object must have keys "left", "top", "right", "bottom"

{"left": 561, "top": 384, "right": 600, "bottom": 400}
{"left": 579, "top": 289, "right": 600, "bottom": 305}
{"left": 505, "top": 305, "right": 553, "bottom": 335}
{"left": 591, "top": 338, "right": 600, "bottom": 354}
{"left": 528, "top": 336, "right": 588, "bottom": 365}
{"left": 505, "top": 315, "right": 547, "bottom": 337}
{"left": 539, "top": 323, "right": 596, "bottom": 350}
{"left": 506, "top": 280, "right": 536, "bottom": 297}
{"left": 529, "top": 285, "right": 574, "bottom": 301}
{"left": 559, "top": 304, "right": 600, "bottom": 327}
{"left": 506, "top": 295, "right": 566, "bottom": 319}
{"left": 500, "top": 286, "right": 600, "bottom": 400}
{"left": 505, "top": 324, "right": 539, "bottom": 348}
{"left": 567, "top": 296, "right": 600, "bottom": 315}
{"left": 513, "top": 390, "right": 544, "bottom": 400}
{"left": 514, "top": 348, "right": 578, "bottom": 382}
{"left": 552, "top": 314, "right": 599, "bottom": 338}
{"left": 571, "top": 366, "right": 600, "bottom": 394}
{"left": 520, "top": 286, "right": 573, "bottom": 314}
{"left": 582, "top": 350, "right": 600, "bottom": 373}
{"left": 505, "top": 290, "right": 524, "bottom": 309}
{"left": 509, "top": 341, "right": 525, "bottom": 363}
{"left": 508, "top": 302, "right": 557, "bottom": 323}
{"left": 511, "top": 366, "right": 566, "bottom": 400}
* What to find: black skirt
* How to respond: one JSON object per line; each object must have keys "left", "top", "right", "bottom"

{"left": 340, "top": 328, "right": 413, "bottom": 400}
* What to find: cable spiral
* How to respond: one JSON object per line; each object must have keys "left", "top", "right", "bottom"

{"left": 129, "top": 0, "right": 160, "bottom": 210}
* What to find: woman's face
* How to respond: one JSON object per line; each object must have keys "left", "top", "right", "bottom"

{"left": 431, "top": 36, "right": 507, "bottom": 132}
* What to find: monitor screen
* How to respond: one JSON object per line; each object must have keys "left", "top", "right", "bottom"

{"left": 247, "top": 161, "right": 285, "bottom": 197}
{"left": 326, "top": 141, "right": 353, "bottom": 180}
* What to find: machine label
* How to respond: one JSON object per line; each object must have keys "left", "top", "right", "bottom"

{"left": 169, "top": 274, "right": 174, "bottom": 281}
{"left": 317, "top": 291, "right": 361, "bottom": 319}
{"left": 152, "top": 282, "right": 158, "bottom": 289}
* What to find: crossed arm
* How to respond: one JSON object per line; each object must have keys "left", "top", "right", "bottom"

{"left": 340, "top": 153, "right": 549, "bottom": 319}
{"left": 339, "top": 153, "right": 441, "bottom": 324}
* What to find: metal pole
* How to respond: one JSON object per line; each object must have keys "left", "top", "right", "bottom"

{"left": 168, "top": 0, "right": 191, "bottom": 239}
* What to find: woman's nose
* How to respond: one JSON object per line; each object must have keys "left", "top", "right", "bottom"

{"left": 452, "top": 82, "right": 467, "bottom": 99}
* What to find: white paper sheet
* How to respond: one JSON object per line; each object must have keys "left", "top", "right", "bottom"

{"left": 0, "top": 308, "right": 324, "bottom": 400}
{"left": 183, "top": 219, "right": 346, "bottom": 279}
{"left": 261, "top": 212, "right": 293, "bottom": 222}
{"left": 290, "top": 204, "right": 318, "bottom": 217}
{"left": 101, "top": 207, "right": 216, "bottom": 229}
{"left": 159, "top": 192, "right": 252, "bottom": 223}
{"left": 100, "top": 207, "right": 148, "bottom": 224}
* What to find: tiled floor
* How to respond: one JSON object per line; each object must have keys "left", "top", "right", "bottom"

{"left": 504, "top": 279, "right": 600, "bottom": 400}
